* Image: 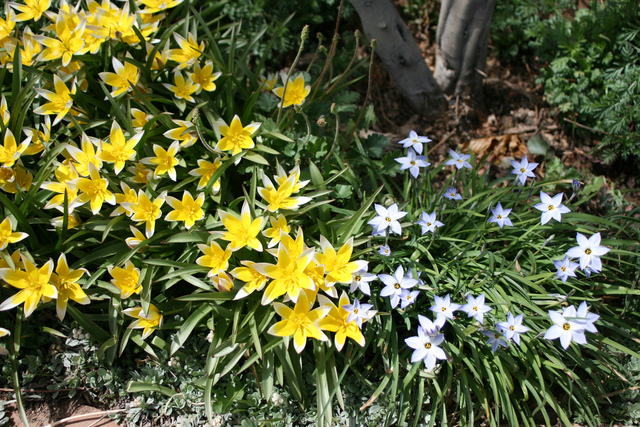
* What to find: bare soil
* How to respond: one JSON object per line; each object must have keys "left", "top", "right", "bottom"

{"left": 3, "top": 391, "right": 120, "bottom": 427}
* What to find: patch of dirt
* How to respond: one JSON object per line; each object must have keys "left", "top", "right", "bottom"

{"left": 3, "top": 392, "right": 121, "bottom": 427}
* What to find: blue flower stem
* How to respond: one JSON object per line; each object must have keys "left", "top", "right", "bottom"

{"left": 525, "top": 179, "right": 537, "bottom": 204}
{"left": 452, "top": 167, "right": 462, "bottom": 185}
{"left": 403, "top": 172, "right": 411, "bottom": 204}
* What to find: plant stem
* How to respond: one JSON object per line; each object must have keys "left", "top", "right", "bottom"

{"left": 295, "top": 106, "right": 312, "bottom": 146}
{"left": 323, "top": 103, "right": 340, "bottom": 163}
{"left": 325, "top": 30, "right": 361, "bottom": 95}
{"left": 9, "top": 307, "right": 29, "bottom": 427}
{"left": 310, "top": 0, "right": 344, "bottom": 100}
{"left": 347, "top": 39, "right": 376, "bottom": 144}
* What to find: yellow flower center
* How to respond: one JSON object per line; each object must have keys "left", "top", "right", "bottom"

{"left": 497, "top": 215, "right": 502, "bottom": 219}
{"left": 585, "top": 249, "right": 591, "bottom": 255}
{"left": 424, "top": 343, "right": 431, "bottom": 349}
{"left": 87, "top": 180, "right": 108, "bottom": 197}
{"left": 548, "top": 205, "right": 555, "bottom": 210}
{"left": 563, "top": 323, "right": 571, "bottom": 331}
{"left": 509, "top": 325, "right": 515, "bottom": 331}
{"left": 122, "top": 276, "right": 138, "bottom": 290}
{"left": 520, "top": 168, "right": 526, "bottom": 173}
{"left": 142, "top": 204, "right": 159, "bottom": 220}
{"left": 394, "top": 283, "right": 400, "bottom": 289}
{"left": 285, "top": 85, "right": 308, "bottom": 106}
{"left": 229, "top": 133, "right": 247, "bottom": 149}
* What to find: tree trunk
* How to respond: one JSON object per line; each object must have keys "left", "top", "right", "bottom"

{"left": 350, "top": 0, "right": 446, "bottom": 118}
{"left": 434, "top": 0, "right": 496, "bottom": 98}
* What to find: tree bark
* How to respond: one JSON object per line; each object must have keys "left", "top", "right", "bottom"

{"left": 350, "top": 0, "right": 446, "bottom": 118}
{"left": 434, "top": 0, "right": 496, "bottom": 97}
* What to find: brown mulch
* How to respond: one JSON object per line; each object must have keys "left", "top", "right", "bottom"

{"left": 360, "top": 29, "right": 639, "bottom": 207}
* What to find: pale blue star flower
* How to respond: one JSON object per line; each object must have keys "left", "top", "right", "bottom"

{"left": 544, "top": 305, "right": 588, "bottom": 349}
{"left": 349, "top": 266, "right": 377, "bottom": 295}
{"left": 430, "top": 294, "right": 461, "bottom": 325}
{"left": 343, "top": 298, "right": 376, "bottom": 328}
{"left": 444, "top": 187, "right": 462, "bottom": 201}
{"left": 445, "top": 149, "right": 472, "bottom": 170}
{"left": 417, "top": 211, "right": 444, "bottom": 234}
{"left": 482, "top": 330, "right": 508, "bottom": 352}
{"left": 399, "top": 289, "right": 420, "bottom": 309}
{"left": 510, "top": 157, "right": 538, "bottom": 185}
{"left": 460, "top": 294, "right": 492, "bottom": 324}
{"left": 405, "top": 268, "right": 424, "bottom": 286}
{"left": 368, "top": 203, "right": 407, "bottom": 235}
{"left": 404, "top": 321, "right": 446, "bottom": 371}
{"left": 378, "top": 245, "right": 391, "bottom": 256}
{"left": 553, "top": 255, "right": 579, "bottom": 283}
{"left": 398, "top": 130, "right": 431, "bottom": 154}
{"left": 380, "top": 266, "right": 417, "bottom": 309}
{"left": 572, "top": 301, "right": 599, "bottom": 333}
{"left": 488, "top": 202, "right": 513, "bottom": 229}
{"left": 496, "top": 312, "right": 529, "bottom": 345}
{"left": 417, "top": 314, "right": 443, "bottom": 336}
{"left": 395, "top": 148, "right": 430, "bottom": 178}
{"left": 534, "top": 192, "right": 571, "bottom": 225}
{"left": 565, "top": 232, "right": 610, "bottom": 273}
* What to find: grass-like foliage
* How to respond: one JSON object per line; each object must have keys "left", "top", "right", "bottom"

{"left": 0, "top": 1, "right": 638, "bottom": 426}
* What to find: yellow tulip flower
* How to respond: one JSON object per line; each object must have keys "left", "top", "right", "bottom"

{"left": 188, "top": 158, "right": 221, "bottom": 192}
{"left": 98, "top": 121, "right": 144, "bottom": 174}
{"left": 219, "top": 201, "right": 263, "bottom": 252}
{"left": 317, "top": 293, "right": 366, "bottom": 351}
{"left": 215, "top": 115, "right": 261, "bottom": 155}
{"left": 268, "top": 291, "right": 330, "bottom": 353}
{"left": 165, "top": 191, "right": 205, "bottom": 229}
{"left": 0, "top": 218, "right": 28, "bottom": 251}
{"left": 74, "top": 163, "right": 116, "bottom": 215}
{"left": 33, "top": 75, "right": 76, "bottom": 126}
{"left": 196, "top": 241, "right": 231, "bottom": 278}
{"left": 253, "top": 245, "right": 316, "bottom": 305}
{"left": 121, "top": 191, "right": 165, "bottom": 238}
{"left": 141, "top": 141, "right": 180, "bottom": 181}
{"left": 273, "top": 74, "right": 311, "bottom": 108}
{"left": 231, "top": 261, "right": 268, "bottom": 300}
{"left": 99, "top": 57, "right": 140, "bottom": 97}
{"left": 315, "top": 237, "right": 368, "bottom": 285}
{"left": 50, "top": 253, "right": 90, "bottom": 321}
{"left": 108, "top": 260, "right": 141, "bottom": 299}
{"left": 123, "top": 303, "right": 163, "bottom": 339}
{"left": 9, "top": 0, "right": 50, "bottom": 22}
{"left": 0, "top": 256, "right": 57, "bottom": 318}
